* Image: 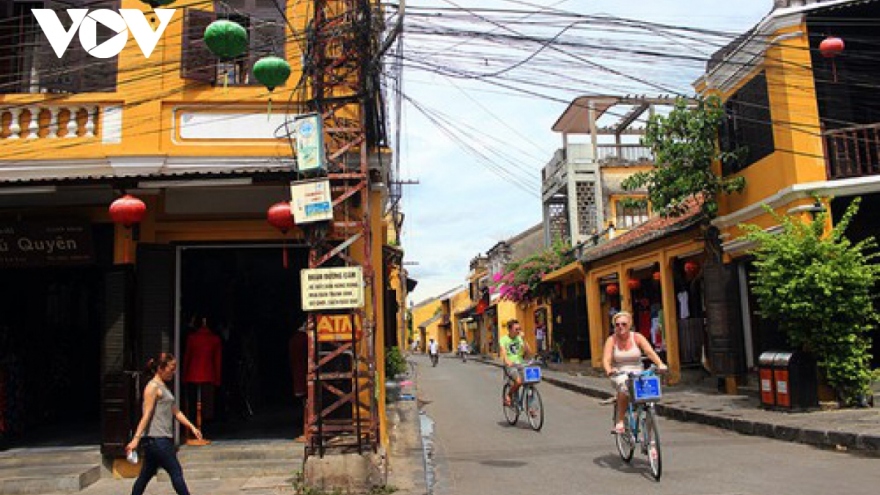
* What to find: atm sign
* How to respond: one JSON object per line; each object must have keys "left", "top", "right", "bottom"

{"left": 316, "top": 314, "right": 362, "bottom": 342}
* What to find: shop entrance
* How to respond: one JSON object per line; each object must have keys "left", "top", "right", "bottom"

{"left": 0, "top": 266, "right": 103, "bottom": 448}
{"left": 178, "top": 246, "right": 308, "bottom": 441}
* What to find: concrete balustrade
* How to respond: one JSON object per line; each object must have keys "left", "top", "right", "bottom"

{"left": 1, "top": 105, "right": 101, "bottom": 140}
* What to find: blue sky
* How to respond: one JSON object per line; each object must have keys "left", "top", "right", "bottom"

{"left": 397, "top": 0, "right": 772, "bottom": 305}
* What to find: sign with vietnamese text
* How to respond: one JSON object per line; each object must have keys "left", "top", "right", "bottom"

{"left": 290, "top": 179, "right": 332, "bottom": 224}
{"left": 316, "top": 314, "right": 362, "bottom": 342}
{"left": 301, "top": 267, "right": 364, "bottom": 311}
{"left": 0, "top": 220, "right": 95, "bottom": 267}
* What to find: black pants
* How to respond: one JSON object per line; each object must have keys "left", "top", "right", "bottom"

{"left": 131, "top": 437, "right": 191, "bottom": 495}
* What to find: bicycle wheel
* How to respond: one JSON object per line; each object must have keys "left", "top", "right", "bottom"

{"left": 644, "top": 407, "right": 662, "bottom": 481}
{"left": 613, "top": 405, "right": 635, "bottom": 462}
{"left": 524, "top": 386, "right": 544, "bottom": 431}
{"left": 502, "top": 382, "right": 519, "bottom": 425}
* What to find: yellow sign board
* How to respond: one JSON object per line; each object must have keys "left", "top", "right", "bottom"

{"left": 316, "top": 314, "right": 362, "bottom": 342}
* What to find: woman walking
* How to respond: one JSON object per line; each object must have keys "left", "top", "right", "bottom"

{"left": 126, "top": 353, "right": 202, "bottom": 495}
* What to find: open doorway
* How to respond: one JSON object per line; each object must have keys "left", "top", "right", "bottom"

{"left": 178, "top": 245, "right": 308, "bottom": 441}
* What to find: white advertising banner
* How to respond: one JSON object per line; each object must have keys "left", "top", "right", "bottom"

{"left": 290, "top": 179, "right": 332, "bottom": 224}
{"left": 301, "top": 267, "right": 364, "bottom": 311}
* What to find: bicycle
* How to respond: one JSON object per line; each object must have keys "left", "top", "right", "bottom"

{"left": 610, "top": 365, "right": 663, "bottom": 481}
{"left": 501, "top": 360, "right": 544, "bottom": 431}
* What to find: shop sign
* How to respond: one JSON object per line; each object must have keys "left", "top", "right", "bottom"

{"left": 316, "top": 314, "right": 362, "bottom": 342}
{"left": 301, "top": 266, "right": 364, "bottom": 311}
{"left": 294, "top": 114, "right": 325, "bottom": 172}
{"left": 290, "top": 179, "right": 332, "bottom": 224}
{"left": 0, "top": 220, "right": 95, "bottom": 267}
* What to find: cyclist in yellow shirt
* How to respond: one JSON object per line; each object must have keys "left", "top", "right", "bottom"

{"left": 500, "top": 319, "right": 533, "bottom": 406}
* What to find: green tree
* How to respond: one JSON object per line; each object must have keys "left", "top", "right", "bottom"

{"left": 622, "top": 96, "right": 745, "bottom": 219}
{"left": 742, "top": 198, "right": 879, "bottom": 405}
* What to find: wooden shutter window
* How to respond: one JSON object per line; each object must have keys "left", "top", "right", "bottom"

{"left": 181, "top": 8, "right": 217, "bottom": 83}
{"left": 79, "top": 0, "right": 120, "bottom": 93}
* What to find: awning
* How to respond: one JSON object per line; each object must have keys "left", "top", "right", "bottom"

{"left": 542, "top": 260, "right": 586, "bottom": 284}
{"left": 417, "top": 313, "right": 442, "bottom": 330}
{"left": 455, "top": 303, "right": 478, "bottom": 318}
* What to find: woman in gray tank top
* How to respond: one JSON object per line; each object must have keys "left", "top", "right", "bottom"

{"left": 126, "top": 353, "right": 203, "bottom": 495}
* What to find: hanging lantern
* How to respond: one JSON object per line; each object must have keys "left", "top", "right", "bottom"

{"left": 267, "top": 202, "right": 295, "bottom": 268}
{"left": 605, "top": 283, "right": 619, "bottom": 296}
{"left": 254, "top": 56, "right": 292, "bottom": 118}
{"left": 109, "top": 194, "right": 147, "bottom": 227}
{"left": 109, "top": 195, "right": 146, "bottom": 264}
{"left": 253, "top": 56, "right": 291, "bottom": 91}
{"left": 652, "top": 271, "right": 661, "bottom": 282}
{"left": 819, "top": 36, "right": 845, "bottom": 82}
{"left": 627, "top": 279, "right": 641, "bottom": 291}
{"left": 684, "top": 261, "right": 700, "bottom": 278}
{"left": 204, "top": 20, "right": 249, "bottom": 60}
{"left": 267, "top": 201, "right": 295, "bottom": 232}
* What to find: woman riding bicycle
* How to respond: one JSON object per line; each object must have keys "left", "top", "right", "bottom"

{"left": 602, "top": 311, "right": 667, "bottom": 434}
{"left": 500, "top": 319, "right": 533, "bottom": 407}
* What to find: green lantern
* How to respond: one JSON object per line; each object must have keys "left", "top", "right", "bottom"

{"left": 253, "top": 56, "right": 291, "bottom": 91}
{"left": 140, "top": 0, "right": 176, "bottom": 7}
{"left": 204, "top": 20, "right": 248, "bottom": 60}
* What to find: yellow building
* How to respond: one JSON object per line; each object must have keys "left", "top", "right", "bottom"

{"left": 0, "top": 0, "right": 399, "bottom": 465}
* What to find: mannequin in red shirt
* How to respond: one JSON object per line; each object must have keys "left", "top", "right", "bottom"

{"left": 183, "top": 317, "right": 222, "bottom": 445}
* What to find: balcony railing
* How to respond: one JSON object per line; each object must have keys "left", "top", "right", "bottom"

{"left": 1, "top": 104, "right": 101, "bottom": 140}
{"left": 824, "top": 123, "right": 880, "bottom": 179}
{"left": 596, "top": 144, "right": 653, "bottom": 165}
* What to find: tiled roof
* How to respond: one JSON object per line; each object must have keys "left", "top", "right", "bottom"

{"left": 581, "top": 198, "right": 705, "bottom": 263}
{"left": 417, "top": 313, "right": 443, "bottom": 329}
{"left": 0, "top": 164, "right": 296, "bottom": 185}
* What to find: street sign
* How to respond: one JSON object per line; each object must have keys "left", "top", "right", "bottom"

{"left": 301, "top": 266, "right": 364, "bottom": 311}
{"left": 316, "top": 314, "right": 362, "bottom": 342}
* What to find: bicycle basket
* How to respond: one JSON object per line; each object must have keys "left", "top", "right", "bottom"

{"left": 523, "top": 366, "right": 542, "bottom": 383}
{"left": 629, "top": 375, "right": 662, "bottom": 403}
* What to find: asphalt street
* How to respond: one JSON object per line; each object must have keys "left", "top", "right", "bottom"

{"left": 412, "top": 354, "right": 878, "bottom": 495}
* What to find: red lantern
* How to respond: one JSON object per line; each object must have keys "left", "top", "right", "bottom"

{"left": 819, "top": 36, "right": 844, "bottom": 81}
{"left": 267, "top": 202, "right": 295, "bottom": 268}
{"left": 684, "top": 261, "right": 700, "bottom": 278}
{"left": 605, "top": 283, "right": 619, "bottom": 296}
{"left": 652, "top": 271, "right": 661, "bottom": 281}
{"left": 267, "top": 202, "right": 294, "bottom": 233}
{"left": 627, "top": 279, "right": 641, "bottom": 291}
{"left": 109, "top": 194, "right": 146, "bottom": 227}
{"left": 819, "top": 36, "right": 844, "bottom": 58}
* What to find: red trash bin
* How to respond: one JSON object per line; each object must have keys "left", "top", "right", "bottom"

{"left": 758, "top": 352, "right": 778, "bottom": 408}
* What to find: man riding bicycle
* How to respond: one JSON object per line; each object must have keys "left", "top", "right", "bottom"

{"left": 500, "top": 319, "right": 533, "bottom": 407}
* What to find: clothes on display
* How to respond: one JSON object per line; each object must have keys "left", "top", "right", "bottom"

{"left": 184, "top": 325, "right": 223, "bottom": 386}
{"left": 677, "top": 291, "right": 690, "bottom": 319}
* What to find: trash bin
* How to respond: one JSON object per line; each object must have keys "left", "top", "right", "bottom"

{"left": 772, "top": 352, "right": 818, "bottom": 410}
{"left": 757, "top": 351, "right": 778, "bottom": 408}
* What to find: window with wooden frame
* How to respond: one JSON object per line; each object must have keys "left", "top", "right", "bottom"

{"left": 720, "top": 71, "right": 775, "bottom": 175}
{"left": 0, "top": 0, "right": 119, "bottom": 94}
{"left": 181, "top": 0, "right": 287, "bottom": 86}
{"left": 614, "top": 197, "right": 650, "bottom": 228}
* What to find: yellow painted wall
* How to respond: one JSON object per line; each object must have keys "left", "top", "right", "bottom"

{"left": 712, "top": 23, "right": 827, "bottom": 240}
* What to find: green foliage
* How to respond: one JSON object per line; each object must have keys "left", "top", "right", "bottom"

{"left": 622, "top": 96, "right": 746, "bottom": 219}
{"left": 490, "top": 238, "right": 575, "bottom": 303}
{"left": 742, "top": 198, "right": 879, "bottom": 405}
{"left": 385, "top": 346, "right": 408, "bottom": 378}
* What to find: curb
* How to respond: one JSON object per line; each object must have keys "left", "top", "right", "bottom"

{"left": 476, "top": 357, "right": 880, "bottom": 456}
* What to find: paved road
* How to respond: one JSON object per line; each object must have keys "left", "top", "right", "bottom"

{"left": 413, "top": 354, "right": 877, "bottom": 495}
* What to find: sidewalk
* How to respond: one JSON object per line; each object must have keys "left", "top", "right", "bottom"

{"left": 478, "top": 356, "right": 880, "bottom": 455}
